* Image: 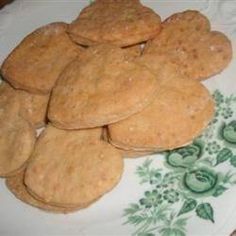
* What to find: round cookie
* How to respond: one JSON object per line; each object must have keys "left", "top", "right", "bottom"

{"left": 145, "top": 10, "right": 232, "bottom": 80}
{"left": 1, "top": 22, "right": 83, "bottom": 94}
{"left": 6, "top": 170, "right": 80, "bottom": 213}
{"left": 108, "top": 55, "right": 215, "bottom": 151}
{"left": 25, "top": 125, "right": 123, "bottom": 207}
{"left": 48, "top": 44, "right": 159, "bottom": 129}
{"left": 68, "top": 0, "right": 161, "bottom": 47}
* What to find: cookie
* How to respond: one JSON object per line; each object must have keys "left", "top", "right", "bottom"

{"left": 1, "top": 22, "right": 83, "bottom": 94}
{"left": 0, "top": 82, "right": 36, "bottom": 177}
{"left": 25, "top": 125, "right": 123, "bottom": 207}
{"left": 6, "top": 170, "right": 79, "bottom": 213}
{"left": 145, "top": 10, "right": 232, "bottom": 80}
{"left": 0, "top": 109, "right": 36, "bottom": 177}
{"left": 68, "top": 0, "right": 161, "bottom": 47}
{"left": 48, "top": 44, "right": 159, "bottom": 129}
{"left": 108, "top": 55, "right": 215, "bottom": 151}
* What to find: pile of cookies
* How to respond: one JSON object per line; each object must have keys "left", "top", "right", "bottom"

{"left": 0, "top": 0, "right": 232, "bottom": 213}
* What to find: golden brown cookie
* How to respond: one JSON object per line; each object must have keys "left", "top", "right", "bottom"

{"left": 0, "top": 110, "right": 36, "bottom": 177}
{"left": 145, "top": 10, "right": 232, "bottom": 80}
{"left": 48, "top": 44, "right": 159, "bottom": 129}
{"left": 6, "top": 170, "right": 80, "bottom": 213}
{"left": 0, "top": 82, "right": 36, "bottom": 177}
{"left": 108, "top": 55, "right": 215, "bottom": 151}
{"left": 25, "top": 125, "right": 123, "bottom": 208}
{"left": 1, "top": 22, "right": 83, "bottom": 94}
{"left": 68, "top": 0, "right": 161, "bottom": 47}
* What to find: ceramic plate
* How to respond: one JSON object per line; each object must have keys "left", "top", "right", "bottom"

{"left": 0, "top": 1, "right": 236, "bottom": 235}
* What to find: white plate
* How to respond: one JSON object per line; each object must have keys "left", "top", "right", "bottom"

{"left": 0, "top": 1, "right": 236, "bottom": 235}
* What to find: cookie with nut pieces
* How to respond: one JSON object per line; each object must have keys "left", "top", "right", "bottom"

{"left": 1, "top": 22, "right": 83, "bottom": 94}
{"left": 68, "top": 0, "right": 161, "bottom": 47}
{"left": 108, "top": 54, "right": 215, "bottom": 151}
{"left": 25, "top": 125, "right": 123, "bottom": 208}
{"left": 48, "top": 44, "right": 159, "bottom": 129}
{"left": 145, "top": 10, "right": 232, "bottom": 80}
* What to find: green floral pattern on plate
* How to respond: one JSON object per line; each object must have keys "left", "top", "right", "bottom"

{"left": 123, "top": 90, "right": 236, "bottom": 236}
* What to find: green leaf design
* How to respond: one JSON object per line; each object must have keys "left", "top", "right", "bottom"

{"left": 178, "top": 199, "right": 197, "bottom": 216}
{"left": 159, "top": 228, "right": 186, "bottom": 236}
{"left": 212, "top": 185, "right": 228, "bottom": 197}
{"left": 124, "top": 204, "right": 140, "bottom": 216}
{"left": 137, "top": 233, "right": 155, "bottom": 236}
{"left": 143, "top": 159, "right": 152, "bottom": 168}
{"left": 196, "top": 203, "right": 214, "bottom": 223}
{"left": 215, "top": 148, "right": 233, "bottom": 166}
{"left": 126, "top": 215, "right": 146, "bottom": 225}
{"left": 222, "top": 171, "right": 236, "bottom": 184}
{"left": 173, "top": 217, "right": 188, "bottom": 231}
{"left": 230, "top": 156, "right": 236, "bottom": 168}
{"left": 136, "top": 159, "right": 163, "bottom": 184}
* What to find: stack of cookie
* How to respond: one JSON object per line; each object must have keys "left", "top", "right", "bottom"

{"left": 0, "top": 0, "right": 232, "bottom": 213}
